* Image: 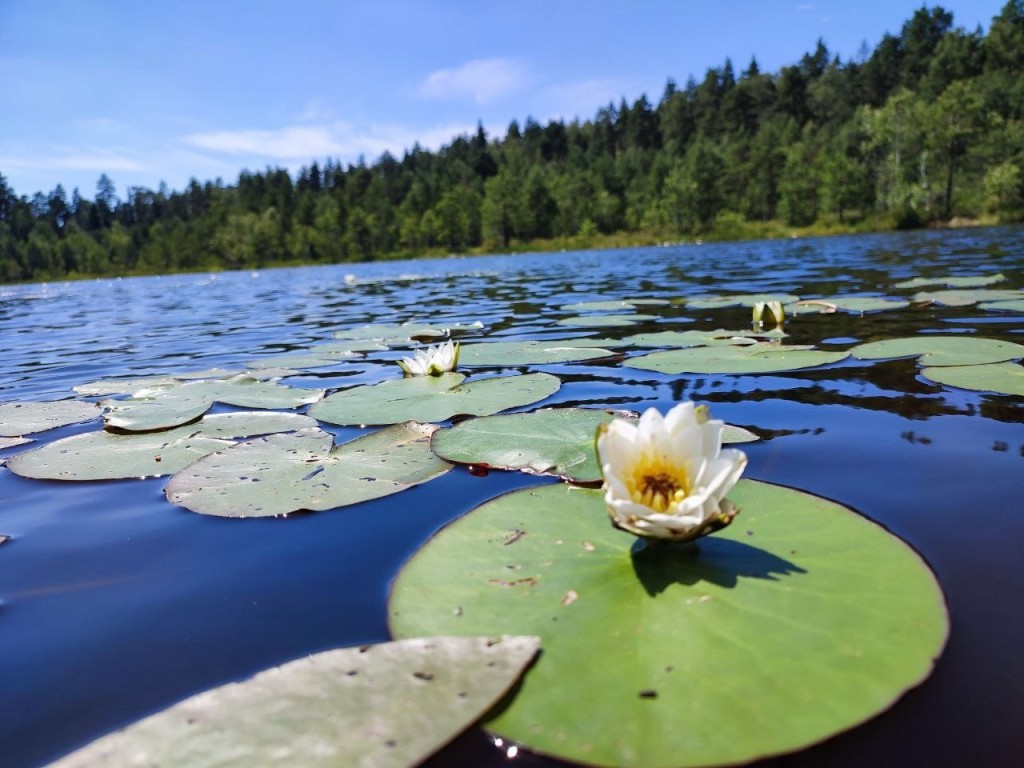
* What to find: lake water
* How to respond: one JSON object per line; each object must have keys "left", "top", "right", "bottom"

{"left": 1, "top": 228, "right": 1022, "bottom": 767}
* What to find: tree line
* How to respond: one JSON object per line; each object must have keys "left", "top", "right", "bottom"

{"left": 2, "top": 1, "right": 1023, "bottom": 283}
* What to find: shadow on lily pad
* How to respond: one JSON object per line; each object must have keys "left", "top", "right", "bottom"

{"left": 630, "top": 535, "right": 806, "bottom": 595}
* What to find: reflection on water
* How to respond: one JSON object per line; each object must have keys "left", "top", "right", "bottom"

{"left": 1, "top": 226, "right": 1023, "bottom": 767}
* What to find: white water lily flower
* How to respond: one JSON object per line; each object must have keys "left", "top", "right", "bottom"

{"left": 397, "top": 340, "right": 460, "bottom": 376}
{"left": 752, "top": 300, "right": 785, "bottom": 328}
{"left": 596, "top": 402, "right": 747, "bottom": 542}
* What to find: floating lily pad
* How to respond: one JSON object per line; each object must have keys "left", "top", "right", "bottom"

{"left": 625, "top": 343, "right": 847, "bottom": 374}
{"left": 458, "top": 340, "right": 615, "bottom": 366}
{"left": 911, "top": 288, "right": 1021, "bottom": 307}
{"left": 310, "top": 373, "right": 560, "bottom": 426}
{"left": 103, "top": 375, "right": 325, "bottom": 432}
{"left": 48, "top": 635, "right": 540, "bottom": 768}
{"left": 333, "top": 321, "right": 482, "bottom": 344}
{"left": 0, "top": 400, "right": 103, "bottom": 437}
{"left": 0, "top": 436, "right": 31, "bottom": 449}
{"left": 787, "top": 297, "right": 910, "bottom": 315}
{"left": 921, "top": 362, "right": 1024, "bottom": 396}
{"left": 893, "top": 273, "right": 1006, "bottom": 289}
{"left": 431, "top": 408, "right": 635, "bottom": 482}
{"left": 685, "top": 293, "right": 800, "bottom": 310}
{"left": 561, "top": 299, "right": 670, "bottom": 312}
{"left": 977, "top": 299, "right": 1024, "bottom": 313}
{"left": 246, "top": 341, "right": 388, "bottom": 370}
{"left": 431, "top": 408, "right": 759, "bottom": 483}
{"left": 390, "top": 481, "right": 948, "bottom": 768}
{"left": 74, "top": 369, "right": 244, "bottom": 396}
{"left": 851, "top": 336, "right": 1024, "bottom": 367}
{"left": 557, "top": 314, "right": 659, "bottom": 328}
{"left": 619, "top": 329, "right": 772, "bottom": 348}
{"left": 7, "top": 412, "right": 317, "bottom": 481}
{"left": 166, "top": 422, "right": 452, "bottom": 517}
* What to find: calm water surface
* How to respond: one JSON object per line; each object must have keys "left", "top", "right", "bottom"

{"left": 1, "top": 228, "right": 1022, "bottom": 767}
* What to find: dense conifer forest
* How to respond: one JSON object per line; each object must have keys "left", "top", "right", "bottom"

{"left": 2, "top": 2, "right": 1023, "bottom": 283}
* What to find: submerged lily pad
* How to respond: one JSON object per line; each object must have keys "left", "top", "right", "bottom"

{"left": 851, "top": 336, "right": 1024, "bottom": 367}
{"left": 0, "top": 400, "right": 103, "bottom": 437}
{"left": 165, "top": 422, "right": 452, "bottom": 517}
{"left": 431, "top": 408, "right": 759, "bottom": 483}
{"left": 787, "top": 297, "right": 910, "bottom": 314}
{"left": 625, "top": 343, "right": 847, "bottom": 374}
{"left": 390, "top": 481, "right": 948, "bottom": 768}
{"left": 921, "top": 361, "right": 1024, "bottom": 396}
{"left": 458, "top": 341, "right": 615, "bottom": 366}
{"left": 310, "top": 373, "right": 560, "bottom": 426}
{"left": 894, "top": 273, "right": 1006, "bottom": 289}
{"left": 911, "top": 288, "right": 1021, "bottom": 307}
{"left": 103, "top": 375, "right": 324, "bottom": 432}
{"left": 685, "top": 293, "right": 800, "bottom": 310}
{"left": 7, "top": 412, "right": 317, "bottom": 481}
{"left": 48, "top": 636, "right": 540, "bottom": 768}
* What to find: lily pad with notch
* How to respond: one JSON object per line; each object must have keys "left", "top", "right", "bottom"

{"left": 47, "top": 635, "right": 540, "bottom": 768}
{"left": 0, "top": 400, "right": 103, "bottom": 437}
{"left": 921, "top": 361, "right": 1024, "bottom": 396}
{"left": 165, "top": 422, "right": 452, "bottom": 517}
{"left": 851, "top": 336, "right": 1024, "bottom": 367}
{"left": 6, "top": 412, "right": 317, "bottom": 481}
{"left": 309, "top": 372, "right": 560, "bottom": 426}
{"left": 390, "top": 481, "right": 948, "bottom": 768}
{"left": 624, "top": 343, "right": 848, "bottom": 374}
{"left": 458, "top": 341, "right": 615, "bottom": 367}
{"left": 102, "top": 375, "right": 325, "bottom": 432}
{"left": 431, "top": 408, "right": 759, "bottom": 483}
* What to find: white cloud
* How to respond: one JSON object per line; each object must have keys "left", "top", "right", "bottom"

{"left": 0, "top": 148, "right": 147, "bottom": 173}
{"left": 417, "top": 58, "right": 528, "bottom": 104}
{"left": 182, "top": 121, "right": 476, "bottom": 163}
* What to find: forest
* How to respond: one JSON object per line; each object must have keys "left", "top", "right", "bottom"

{"left": 1, "top": 2, "right": 1023, "bottom": 283}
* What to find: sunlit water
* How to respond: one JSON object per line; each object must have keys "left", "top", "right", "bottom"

{"left": 1, "top": 227, "right": 1022, "bottom": 767}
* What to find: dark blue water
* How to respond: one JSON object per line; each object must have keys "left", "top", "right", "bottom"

{"left": 1, "top": 228, "right": 1022, "bottom": 767}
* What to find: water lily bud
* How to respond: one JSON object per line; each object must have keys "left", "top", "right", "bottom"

{"left": 752, "top": 300, "right": 785, "bottom": 328}
{"left": 596, "top": 402, "right": 747, "bottom": 542}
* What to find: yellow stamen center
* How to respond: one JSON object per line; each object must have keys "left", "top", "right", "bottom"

{"left": 630, "top": 455, "right": 691, "bottom": 513}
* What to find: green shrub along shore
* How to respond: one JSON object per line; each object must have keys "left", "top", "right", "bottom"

{"left": 3, "top": 2, "right": 1024, "bottom": 284}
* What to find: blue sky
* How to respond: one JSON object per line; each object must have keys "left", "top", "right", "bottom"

{"left": 0, "top": 0, "right": 1008, "bottom": 200}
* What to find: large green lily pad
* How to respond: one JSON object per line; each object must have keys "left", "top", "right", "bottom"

{"left": 165, "top": 422, "right": 452, "bottom": 517}
{"left": 911, "top": 288, "right": 1021, "bottom": 306}
{"left": 893, "top": 273, "right": 1005, "bottom": 289}
{"left": 921, "top": 361, "right": 1024, "bottom": 396}
{"left": 103, "top": 375, "right": 325, "bottom": 432}
{"left": 75, "top": 369, "right": 244, "bottom": 396}
{"left": 625, "top": 344, "right": 847, "bottom": 374}
{"left": 431, "top": 408, "right": 635, "bottom": 482}
{"left": 0, "top": 400, "right": 103, "bottom": 437}
{"left": 685, "top": 293, "right": 800, "bottom": 310}
{"left": 431, "top": 408, "right": 758, "bottom": 483}
{"left": 561, "top": 299, "right": 670, "bottom": 312}
{"left": 787, "top": 297, "right": 909, "bottom": 315}
{"left": 309, "top": 373, "right": 560, "bottom": 426}
{"left": 558, "top": 314, "right": 659, "bottom": 328}
{"left": 6, "top": 412, "right": 317, "bottom": 481}
{"left": 851, "top": 336, "right": 1024, "bottom": 367}
{"left": 48, "top": 636, "right": 540, "bottom": 768}
{"left": 977, "top": 299, "right": 1024, "bottom": 313}
{"left": 389, "top": 481, "right": 948, "bottom": 768}
{"left": 458, "top": 341, "right": 615, "bottom": 366}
